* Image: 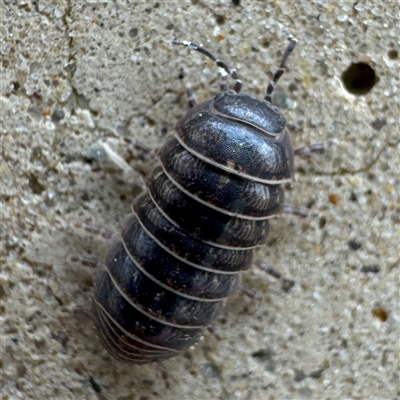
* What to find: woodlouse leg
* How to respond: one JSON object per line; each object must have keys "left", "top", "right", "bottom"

{"left": 255, "top": 260, "right": 295, "bottom": 292}
{"left": 283, "top": 204, "right": 318, "bottom": 218}
{"left": 294, "top": 141, "right": 333, "bottom": 157}
{"left": 123, "top": 137, "right": 157, "bottom": 162}
{"left": 241, "top": 287, "right": 263, "bottom": 301}
{"left": 61, "top": 305, "right": 92, "bottom": 317}
{"left": 285, "top": 141, "right": 333, "bottom": 217}
{"left": 186, "top": 84, "right": 197, "bottom": 108}
{"left": 60, "top": 305, "right": 96, "bottom": 337}
{"left": 158, "top": 362, "right": 170, "bottom": 390}
{"left": 238, "top": 287, "right": 263, "bottom": 315}
{"left": 265, "top": 36, "right": 297, "bottom": 103}
{"left": 73, "top": 222, "right": 116, "bottom": 241}
{"left": 172, "top": 40, "right": 243, "bottom": 93}
{"left": 69, "top": 254, "right": 105, "bottom": 269}
{"left": 207, "top": 325, "right": 222, "bottom": 341}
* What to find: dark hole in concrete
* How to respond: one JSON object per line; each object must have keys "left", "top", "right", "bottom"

{"left": 341, "top": 62, "right": 378, "bottom": 95}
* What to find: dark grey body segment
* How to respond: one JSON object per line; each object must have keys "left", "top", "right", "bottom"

{"left": 148, "top": 166, "right": 270, "bottom": 248}
{"left": 159, "top": 139, "right": 285, "bottom": 219}
{"left": 94, "top": 265, "right": 204, "bottom": 351}
{"left": 104, "top": 240, "right": 225, "bottom": 327}
{"left": 121, "top": 215, "right": 240, "bottom": 300}
{"left": 133, "top": 193, "right": 254, "bottom": 272}
{"left": 92, "top": 38, "right": 296, "bottom": 364}
{"left": 213, "top": 92, "right": 286, "bottom": 135}
{"left": 175, "top": 97, "right": 294, "bottom": 183}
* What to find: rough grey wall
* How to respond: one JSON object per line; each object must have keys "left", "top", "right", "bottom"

{"left": 1, "top": 1, "right": 399, "bottom": 399}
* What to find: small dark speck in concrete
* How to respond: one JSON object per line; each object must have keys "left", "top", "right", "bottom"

{"left": 251, "top": 348, "right": 276, "bottom": 371}
{"left": 370, "top": 118, "right": 386, "bottom": 131}
{"left": 17, "top": 363, "right": 27, "bottom": 378}
{"left": 215, "top": 14, "right": 226, "bottom": 25}
{"left": 52, "top": 109, "right": 65, "bottom": 123}
{"left": 372, "top": 307, "right": 388, "bottom": 322}
{"left": 89, "top": 376, "right": 102, "bottom": 393}
{"left": 294, "top": 369, "right": 306, "bottom": 382}
{"left": 12, "top": 81, "right": 21, "bottom": 92}
{"left": 387, "top": 49, "right": 398, "bottom": 59}
{"left": 349, "top": 191, "right": 358, "bottom": 202}
{"left": 29, "top": 174, "right": 46, "bottom": 195}
{"left": 200, "top": 362, "right": 221, "bottom": 378}
{"left": 129, "top": 27, "right": 138, "bottom": 38}
{"left": 348, "top": 240, "right": 362, "bottom": 250}
{"left": 309, "top": 368, "right": 325, "bottom": 379}
{"left": 361, "top": 265, "right": 380, "bottom": 274}
{"left": 0, "top": 283, "right": 5, "bottom": 298}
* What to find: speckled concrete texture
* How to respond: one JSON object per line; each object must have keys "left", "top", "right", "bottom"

{"left": 1, "top": 1, "right": 399, "bottom": 399}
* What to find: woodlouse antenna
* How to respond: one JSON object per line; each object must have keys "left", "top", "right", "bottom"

{"left": 172, "top": 40, "right": 243, "bottom": 93}
{"left": 265, "top": 36, "right": 297, "bottom": 103}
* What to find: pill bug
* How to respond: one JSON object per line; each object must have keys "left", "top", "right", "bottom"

{"left": 92, "top": 37, "right": 297, "bottom": 364}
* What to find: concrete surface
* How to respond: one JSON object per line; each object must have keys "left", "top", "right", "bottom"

{"left": 1, "top": 1, "right": 399, "bottom": 399}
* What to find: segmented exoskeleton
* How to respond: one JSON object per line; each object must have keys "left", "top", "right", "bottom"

{"left": 93, "top": 37, "right": 297, "bottom": 363}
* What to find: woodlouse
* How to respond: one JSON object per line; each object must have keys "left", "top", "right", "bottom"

{"left": 92, "top": 37, "right": 297, "bottom": 363}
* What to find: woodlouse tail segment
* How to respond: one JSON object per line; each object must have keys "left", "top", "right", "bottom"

{"left": 255, "top": 260, "right": 295, "bottom": 292}
{"left": 294, "top": 141, "right": 334, "bottom": 157}
{"left": 172, "top": 40, "right": 243, "bottom": 93}
{"left": 265, "top": 36, "right": 297, "bottom": 103}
